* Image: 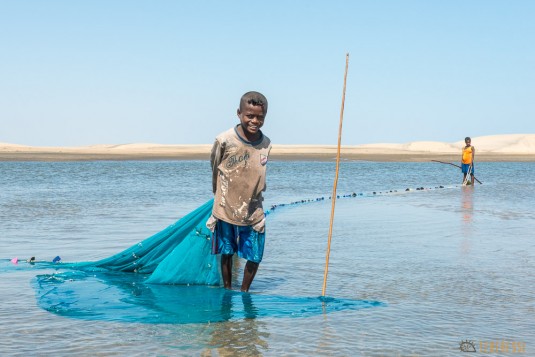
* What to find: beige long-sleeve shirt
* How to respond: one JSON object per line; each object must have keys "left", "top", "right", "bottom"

{"left": 210, "top": 126, "right": 271, "bottom": 228}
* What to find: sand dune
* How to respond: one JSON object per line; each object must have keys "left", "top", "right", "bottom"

{"left": 453, "top": 134, "right": 535, "bottom": 153}
{"left": 358, "top": 141, "right": 459, "bottom": 153}
{"left": 1, "top": 134, "right": 534, "bottom": 161}
{"left": 359, "top": 134, "right": 535, "bottom": 153}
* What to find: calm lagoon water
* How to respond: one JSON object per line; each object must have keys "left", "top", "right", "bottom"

{"left": 1, "top": 160, "right": 534, "bottom": 356}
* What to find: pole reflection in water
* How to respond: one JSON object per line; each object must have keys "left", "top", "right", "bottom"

{"left": 461, "top": 186, "right": 474, "bottom": 254}
{"left": 461, "top": 186, "right": 474, "bottom": 224}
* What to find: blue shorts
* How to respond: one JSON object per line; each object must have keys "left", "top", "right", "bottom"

{"left": 212, "top": 220, "right": 265, "bottom": 263}
{"left": 461, "top": 163, "right": 474, "bottom": 175}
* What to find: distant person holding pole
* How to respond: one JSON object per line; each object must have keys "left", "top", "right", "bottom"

{"left": 461, "top": 137, "right": 475, "bottom": 185}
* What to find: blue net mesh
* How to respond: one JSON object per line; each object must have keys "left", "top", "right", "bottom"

{"left": 70, "top": 199, "right": 220, "bottom": 285}
{"left": 33, "top": 270, "right": 382, "bottom": 324}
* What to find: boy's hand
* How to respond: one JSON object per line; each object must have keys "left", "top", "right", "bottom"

{"left": 206, "top": 215, "right": 217, "bottom": 232}
{"left": 252, "top": 218, "right": 265, "bottom": 233}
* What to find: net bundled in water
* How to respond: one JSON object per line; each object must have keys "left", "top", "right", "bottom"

{"left": 72, "top": 199, "right": 220, "bottom": 286}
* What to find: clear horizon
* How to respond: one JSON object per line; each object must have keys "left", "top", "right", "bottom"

{"left": 1, "top": 1, "right": 534, "bottom": 146}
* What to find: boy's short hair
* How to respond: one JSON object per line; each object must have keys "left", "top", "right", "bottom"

{"left": 240, "top": 91, "right": 268, "bottom": 113}
{"left": 465, "top": 137, "right": 471, "bottom": 142}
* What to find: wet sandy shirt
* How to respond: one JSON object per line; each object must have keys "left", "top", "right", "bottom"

{"left": 210, "top": 126, "right": 271, "bottom": 227}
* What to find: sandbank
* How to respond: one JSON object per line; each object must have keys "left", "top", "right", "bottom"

{"left": 1, "top": 134, "right": 534, "bottom": 162}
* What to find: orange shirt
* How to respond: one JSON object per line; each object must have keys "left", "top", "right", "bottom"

{"left": 462, "top": 146, "right": 473, "bottom": 164}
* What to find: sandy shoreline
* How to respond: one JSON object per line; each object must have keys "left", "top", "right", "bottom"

{"left": 1, "top": 135, "right": 534, "bottom": 162}
{"left": 0, "top": 146, "right": 534, "bottom": 162}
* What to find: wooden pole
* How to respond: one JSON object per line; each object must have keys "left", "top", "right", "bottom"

{"left": 322, "top": 53, "right": 349, "bottom": 297}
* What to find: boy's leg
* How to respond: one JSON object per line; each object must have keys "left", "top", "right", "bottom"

{"left": 236, "top": 225, "right": 265, "bottom": 292}
{"left": 215, "top": 220, "right": 239, "bottom": 289}
{"left": 221, "top": 254, "right": 233, "bottom": 289}
{"left": 241, "top": 260, "right": 259, "bottom": 292}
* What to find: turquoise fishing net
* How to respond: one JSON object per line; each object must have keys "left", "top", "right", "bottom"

{"left": 25, "top": 197, "right": 383, "bottom": 323}
{"left": 33, "top": 270, "right": 382, "bottom": 324}
{"left": 71, "top": 199, "right": 220, "bottom": 285}
{"left": 2, "top": 193, "right": 390, "bottom": 323}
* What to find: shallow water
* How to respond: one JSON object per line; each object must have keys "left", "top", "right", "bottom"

{"left": 1, "top": 160, "right": 534, "bottom": 356}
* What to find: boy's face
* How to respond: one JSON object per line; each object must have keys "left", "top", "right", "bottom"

{"left": 237, "top": 103, "right": 266, "bottom": 137}
{"left": 465, "top": 139, "right": 471, "bottom": 146}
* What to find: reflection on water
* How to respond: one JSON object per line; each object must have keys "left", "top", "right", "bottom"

{"left": 202, "top": 293, "right": 269, "bottom": 356}
{"left": 461, "top": 185, "right": 474, "bottom": 224}
{"left": 461, "top": 186, "right": 474, "bottom": 254}
{"left": 314, "top": 315, "right": 339, "bottom": 356}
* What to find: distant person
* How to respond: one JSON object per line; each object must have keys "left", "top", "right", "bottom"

{"left": 207, "top": 91, "right": 272, "bottom": 292}
{"left": 461, "top": 137, "right": 475, "bottom": 185}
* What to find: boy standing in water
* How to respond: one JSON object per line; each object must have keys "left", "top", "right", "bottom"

{"left": 208, "top": 91, "right": 271, "bottom": 292}
{"left": 461, "top": 136, "right": 475, "bottom": 185}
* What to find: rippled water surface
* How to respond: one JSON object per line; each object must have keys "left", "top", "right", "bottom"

{"left": 1, "top": 160, "right": 534, "bottom": 356}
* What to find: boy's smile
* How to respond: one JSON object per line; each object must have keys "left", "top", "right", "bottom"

{"left": 237, "top": 103, "right": 266, "bottom": 141}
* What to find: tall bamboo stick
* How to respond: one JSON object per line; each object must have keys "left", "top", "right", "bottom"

{"left": 322, "top": 53, "right": 349, "bottom": 297}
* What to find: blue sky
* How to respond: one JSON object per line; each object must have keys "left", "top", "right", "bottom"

{"left": 1, "top": 0, "right": 534, "bottom": 146}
